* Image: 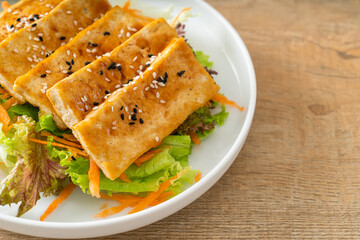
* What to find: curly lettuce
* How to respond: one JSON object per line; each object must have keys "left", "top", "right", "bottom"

{"left": 0, "top": 116, "right": 66, "bottom": 216}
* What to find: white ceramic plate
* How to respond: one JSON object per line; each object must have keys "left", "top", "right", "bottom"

{"left": 0, "top": 0, "right": 256, "bottom": 238}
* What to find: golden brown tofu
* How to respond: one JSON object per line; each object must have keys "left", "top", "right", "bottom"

{"left": 14, "top": 6, "right": 144, "bottom": 130}
{"left": 0, "top": 0, "right": 111, "bottom": 103}
{"left": 73, "top": 37, "right": 220, "bottom": 180}
{"left": 0, "top": 0, "right": 64, "bottom": 43}
{"left": 47, "top": 18, "right": 178, "bottom": 129}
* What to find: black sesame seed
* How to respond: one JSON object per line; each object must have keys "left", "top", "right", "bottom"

{"left": 52, "top": 51, "right": 55, "bottom": 53}
{"left": 66, "top": 61, "right": 71, "bottom": 65}
{"left": 120, "top": 106, "right": 124, "bottom": 110}
{"left": 135, "top": 104, "right": 138, "bottom": 108}
{"left": 105, "top": 90, "right": 110, "bottom": 94}
{"left": 139, "top": 118, "right": 144, "bottom": 124}
{"left": 34, "top": 14, "right": 39, "bottom": 19}
{"left": 40, "top": 74, "right": 46, "bottom": 78}
{"left": 133, "top": 108, "right": 137, "bottom": 114}
{"left": 91, "top": 43, "right": 98, "bottom": 47}
{"left": 93, "top": 102, "right": 99, "bottom": 106}
{"left": 68, "top": 65, "right": 72, "bottom": 70}
{"left": 177, "top": 70, "right": 185, "bottom": 77}
{"left": 118, "top": 65, "right": 122, "bottom": 71}
{"left": 157, "top": 76, "right": 163, "bottom": 82}
{"left": 68, "top": 71, "right": 73, "bottom": 75}
{"left": 16, "top": 18, "right": 21, "bottom": 22}
{"left": 131, "top": 114, "right": 137, "bottom": 121}
{"left": 45, "top": 54, "right": 49, "bottom": 58}
{"left": 127, "top": 79, "right": 133, "bottom": 84}
{"left": 107, "top": 62, "right": 116, "bottom": 70}
{"left": 129, "top": 122, "right": 135, "bottom": 125}
{"left": 164, "top": 72, "right": 168, "bottom": 79}
{"left": 32, "top": 23, "right": 37, "bottom": 27}
{"left": 104, "top": 31, "right": 110, "bottom": 36}
{"left": 85, "top": 61, "right": 91, "bottom": 65}
{"left": 146, "top": 63, "right": 150, "bottom": 67}
{"left": 71, "top": 156, "right": 76, "bottom": 161}
{"left": 60, "top": 36, "right": 66, "bottom": 40}
{"left": 29, "top": 18, "right": 35, "bottom": 21}
{"left": 9, "top": 24, "right": 14, "bottom": 29}
{"left": 39, "top": 36, "right": 43, "bottom": 42}
{"left": 100, "top": 70, "right": 103, "bottom": 75}
{"left": 148, "top": 54, "right": 153, "bottom": 57}
{"left": 120, "top": 113, "right": 124, "bottom": 120}
{"left": 71, "top": 59, "right": 74, "bottom": 65}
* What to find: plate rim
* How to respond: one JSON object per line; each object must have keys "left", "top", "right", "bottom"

{"left": 0, "top": 0, "right": 257, "bottom": 237}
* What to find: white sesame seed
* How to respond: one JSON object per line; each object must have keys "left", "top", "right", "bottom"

{"left": 152, "top": 80, "right": 157, "bottom": 84}
{"left": 105, "top": 78, "right": 110, "bottom": 82}
{"left": 66, "top": 10, "right": 72, "bottom": 14}
{"left": 138, "top": 109, "right": 142, "bottom": 113}
{"left": 31, "top": 64, "right": 35, "bottom": 68}
{"left": 34, "top": 58, "right": 39, "bottom": 63}
{"left": 155, "top": 137, "right": 159, "bottom": 142}
{"left": 139, "top": 65, "right": 143, "bottom": 70}
{"left": 145, "top": 87, "right": 149, "bottom": 91}
{"left": 62, "top": 70, "right": 68, "bottom": 74}
{"left": 152, "top": 72, "right": 157, "bottom": 78}
{"left": 129, "top": 65, "right": 134, "bottom": 69}
{"left": 155, "top": 84, "right": 158, "bottom": 89}
{"left": 160, "top": 100, "right": 166, "bottom": 104}
{"left": 86, "top": 49, "right": 91, "bottom": 53}
{"left": 67, "top": 50, "right": 71, "bottom": 56}
{"left": 61, "top": 42, "right": 65, "bottom": 46}
{"left": 116, "top": 63, "right": 121, "bottom": 67}
{"left": 87, "top": 69, "right": 92, "bottom": 73}
{"left": 60, "top": 65, "right": 63, "bottom": 70}
{"left": 78, "top": 27, "right": 84, "bottom": 31}
{"left": 128, "top": 27, "right": 137, "bottom": 32}
{"left": 41, "top": 51, "right": 44, "bottom": 55}
{"left": 92, "top": 48, "right": 97, "bottom": 53}
{"left": 115, "top": 84, "right": 121, "bottom": 89}
{"left": 73, "top": 53, "right": 77, "bottom": 58}
{"left": 133, "top": 56, "right": 137, "bottom": 62}
{"left": 41, "top": 45, "right": 45, "bottom": 50}
{"left": 45, "top": 4, "right": 51, "bottom": 7}
{"left": 46, "top": 70, "right": 51, "bottom": 74}
{"left": 104, "top": 52, "right": 110, "bottom": 57}
{"left": 34, "top": 37, "right": 40, "bottom": 42}
{"left": 74, "top": 20, "right": 78, "bottom": 26}
{"left": 120, "top": 29, "right": 124, "bottom": 34}
{"left": 133, "top": 87, "right": 137, "bottom": 91}
{"left": 84, "top": 96, "right": 88, "bottom": 101}
{"left": 85, "top": 105, "right": 89, "bottom": 111}
{"left": 140, "top": 72, "right": 144, "bottom": 79}
{"left": 38, "top": 58, "right": 43, "bottom": 61}
{"left": 112, "top": 126, "right": 117, "bottom": 130}
{"left": 134, "top": 76, "right": 140, "bottom": 81}
{"left": 93, "top": 106, "right": 99, "bottom": 110}
{"left": 94, "top": 18, "right": 98, "bottom": 22}
{"left": 7, "top": 9, "right": 12, "bottom": 13}
{"left": 156, "top": 92, "right": 160, "bottom": 98}
{"left": 159, "top": 82, "right": 165, "bottom": 87}
{"left": 27, "top": 57, "right": 33, "bottom": 62}
{"left": 126, "top": 32, "right": 131, "bottom": 37}
{"left": 125, "top": 106, "right": 128, "bottom": 112}
{"left": 150, "top": 84, "right": 155, "bottom": 88}
{"left": 111, "top": 107, "right": 114, "bottom": 113}
{"left": 14, "top": 49, "right": 19, "bottom": 53}
{"left": 28, "top": 35, "right": 32, "bottom": 40}
{"left": 128, "top": 115, "right": 131, "bottom": 120}
{"left": 40, "top": 89, "right": 45, "bottom": 93}
{"left": 87, "top": 31, "right": 90, "bottom": 36}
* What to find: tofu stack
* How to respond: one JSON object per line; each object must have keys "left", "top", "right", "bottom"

{"left": 72, "top": 37, "right": 219, "bottom": 180}
{"left": 0, "top": 0, "right": 111, "bottom": 102}
{"left": 0, "top": 0, "right": 64, "bottom": 42}
{"left": 14, "top": 6, "right": 144, "bottom": 129}
{"left": 47, "top": 18, "right": 178, "bottom": 129}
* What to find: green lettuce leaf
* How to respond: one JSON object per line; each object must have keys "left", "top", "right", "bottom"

{"left": 0, "top": 116, "right": 67, "bottom": 216}
{"left": 194, "top": 51, "right": 214, "bottom": 69}
{"left": 7, "top": 103, "right": 39, "bottom": 121}
{"left": 36, "top": 114, "right": 70, "bottom": 136}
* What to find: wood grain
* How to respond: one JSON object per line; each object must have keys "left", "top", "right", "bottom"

{"left": 2, "top": 0, "right": 360, "bottom": 239}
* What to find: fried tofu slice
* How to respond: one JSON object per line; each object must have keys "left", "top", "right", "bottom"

{"left": 47, "top": 18, "right": 178, "bottom": 129}
{"left": 0, "top": 0, "right": 111, "bottom": 103}
{"left": 0, "top": 0, "right": 64, "bottom": 43}
{"left": 14, "top": 6, "right": 144, "bottom": 130}
{"left": 73, "top": 37, "right": 220, "bottom": 180}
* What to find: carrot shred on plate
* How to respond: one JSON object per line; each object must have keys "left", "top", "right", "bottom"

{"left": 0, "top": 104, "right": 10, "bottom": 134}
{"left": 128, "top": 173, "right": 181, "bottom": 214}
{"left": 62, "top": 133, "right": 79, "bottom": 143}
{"left": 40, "top": 131, "right": 83, "bottom": 149}
{"left": 89, "top": 158, "right": 101, "bottom": 198}
{"left": 28, "top": 138, "right": 88, "bottom": 157}
{"left": 40, "top": 183, "right": 76, "bottom": 221}
{"left": 122, "top": 0, "right": 154, "bottom": 23}
{"left": 99, "top": 203, "right": 108, "bottom": 210}
{"left": 119, "top": 172, "right": 131, "bottom": 183}
{"left": 195, "top": 172, "right": 202, "bottom": 182}
{"left": 100, "top": 193, "right": 143, "bottom": 204}
{"left": 134, "top": 149, "right": 163, "bottom": 166}
{"left": 0, "top": 93, "right": 10, "bottom": 99}
{"left": 171, "top": 7, "right": 192, "bottom": 28}
{"left": 94, "top": 202, "right": 131, "bottom": 218}
{"left": 212, "top": 93, "right": 244, "bottom": 111}
{"left": 1, "top": 1, "right": 10, "bottom": 10}
{"left": 189, "top": 132, "right": 201, "bottom": 145}
{"left": 2, "top": 97, "right": 17, "bottom": 110}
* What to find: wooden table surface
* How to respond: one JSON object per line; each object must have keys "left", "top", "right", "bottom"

{"left": 2, "top": 0, "right": 360, "bottom": 239}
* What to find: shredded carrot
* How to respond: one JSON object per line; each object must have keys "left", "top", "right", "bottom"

{"left": 62, "top": 133, "right": 79, "bottom": 143}
{"left": 0, "top": 104, "right": 10, "bottom": 134}
{"left": 40, "top": 183, "right": 76, "bottom": 221}
{"left": 129, "top": 173, "right": 181, "bottom": 214}
{"left": 119, "top": 172, "right": 131, "bottom": 183}
{"left": 0, "top": 93, "right": 10, "bottom": 99}
{"left": 190, "top": 132, "right": 201, "bottom": 145}
{"left": 40, "top": 131, "right": 83, "bottom": 149}
{"left": 195, "top": 172, "right": 202, "bottom": 182}
{"left": 122, "top": 0, "right": 154, "bottom": 23}
{"left": 100, "top": 193, "right": 143, "bottom": 204}
{"left": 28, "top": 138, "right": 88, "bottom": 157}
{"left": 212, "top": 93, "right": 244, "bottom": 111}
{"left": 89, "top": 158, "right": 100, "bottom": 198}
{"left": 99, "top": 203, "right": 108, "bottom": 210}
{"left": 94, "top": 202, "right": 131, "bottom": 218}
{"left": 134, "top": 149, "right": 163, "bottom": 166}
{"left": 171, "top": 7, "right": 192, "bottom": 28}
{"left": 123, "top": 0, "right": 131, "bottom": 11}
{"left": 2, "top": 97, "right": 17, "bottom": 110}
{"left": 1, "top": 1, "right": 10, "bottom": 11}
